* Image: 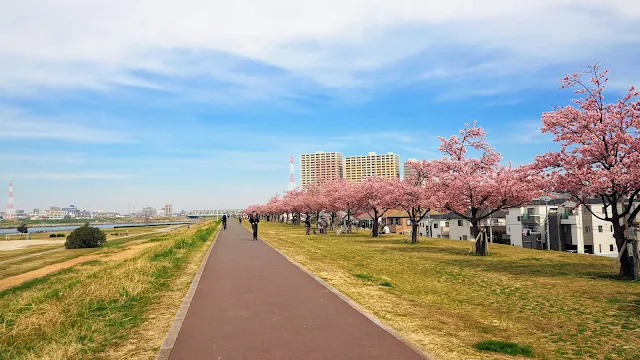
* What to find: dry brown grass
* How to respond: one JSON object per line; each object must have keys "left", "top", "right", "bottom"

{"left": 100, "top": 225, "right": 221, "bottom": 360}
{"left": 253, "top": 222, "right": 640, "bottom": 360}
{"left": 0, "top": 221, "right": 219, "bottom": 360}
{"left": 0, "top": 244, "right": 63, "bottom": 262}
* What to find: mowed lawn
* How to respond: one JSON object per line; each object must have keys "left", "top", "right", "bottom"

{"left": 255, "top": 222, "right": 640, "bottom": 360}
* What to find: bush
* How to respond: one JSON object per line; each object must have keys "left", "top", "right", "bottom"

{"left": 49, "top": 234, "right": 56, "bottom": 238}
{"left": 65, "top": 223, "right": 106, "bottom": 249}
{"left": 56, "top": 234, "right": 65, "bottom": 237}
{"left": 17, "top": 224, "right": 28, "bottom": 234}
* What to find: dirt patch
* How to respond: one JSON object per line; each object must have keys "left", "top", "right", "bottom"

{"left": 0, "top": 240, "right": 65, "bottom": 251}
{"left": 0, "top": 242, "right": 161, "bottom": 291}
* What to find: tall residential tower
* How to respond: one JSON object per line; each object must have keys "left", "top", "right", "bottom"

{"left": 300, "top": 152, "right": 343, "bottom": 189}
{"left": 344, "top": 152, "right": 400, "bottom": 182}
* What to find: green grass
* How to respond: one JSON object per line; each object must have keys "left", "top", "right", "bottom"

{"left": 250, "top": 221, "right": 640, "bottom": 360}
{"left": 474, "top": 340, "right": 534, "bottom": 357}
{"left": 0, "top": 221, "right": 219, "bottom": 359}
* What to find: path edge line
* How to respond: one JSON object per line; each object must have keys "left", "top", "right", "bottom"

{"left": 155, "top": 223, "right": 221, "bottom": 360}
{"left": 251, "top": 226, "right": 434, "bottom": 360}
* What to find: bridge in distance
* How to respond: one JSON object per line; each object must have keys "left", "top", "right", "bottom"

{"left": 186, "top": 209, "right": 243, "bottom": 218}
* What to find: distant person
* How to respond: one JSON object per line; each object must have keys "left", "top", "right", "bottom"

{"left": 249, "top": 211, "right": 260, "bottom": 241}
{"left": 305, "top": 215, "right": 311, "bottom": 235}
{"left": 222, "top": 214, "right": 227, "bottom": 230}
{"left": 239, "top": 215, "right": 242, "bottom": 224}
{"left": 382, "top": 224, "right": 390, "bottom": 234}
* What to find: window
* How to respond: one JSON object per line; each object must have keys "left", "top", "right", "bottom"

{"left": 610, "top": 225, "right": 613, "bottom": 232}
{"left": 445, "top": 222, "right": 449, "bottom": 227}
{"left": 610, "top": 244, "right": 615, "bottom": 252}
{"left": 598, "top": 225, "right": 603, "bottom": 232}
{"left": 599, "top": 244, "right": 602, "bottom": 253}
{"left": 406, "top": 219, "right": 411, "bottom": 226}
{"left": 585, "top": 226, "right": 590, "bottom": 233}
{"left": 517, "top": 216, "right": 521, "bottom": 221}
{"left": 602, "top": 206, "right": 606, "bottom": 214}
{"left": 433, "top": 223, "right": 439, "bottom": 229}
{"left": 457, "top": 220, "right": 463, "bottom": 226}
{"left": 463, "top": 235, "right": 468, "bottom": 240}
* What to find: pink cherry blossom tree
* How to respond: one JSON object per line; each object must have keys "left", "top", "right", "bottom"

{"left": 321, "top": 179, "right": 366, "bottom": 233}
{"left": 392, "top": 161, "right": 437, "bottom": 243}
{"left": 361, "top": 176, "right": 396, "bottom": 237}
{"left": 434, "top": 122, "right": 543, "bottom": 255}
{"left": 535, "top": 64, "right": 640, "bottom": 279}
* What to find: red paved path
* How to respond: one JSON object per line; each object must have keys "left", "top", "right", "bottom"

{"left": 167, "top": 221, "right": 426, "bottom": 360}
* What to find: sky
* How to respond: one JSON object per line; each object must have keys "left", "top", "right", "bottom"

{"left": 1, "top": 0, "right": 640, "bottom": 213}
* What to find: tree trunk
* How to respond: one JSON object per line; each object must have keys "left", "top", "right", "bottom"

{"left": 411, "top": 222, "right": 419, "bottom": 243}
{"left": 615, "top": 230, "right": 635, "bottom": 278}
{"left": 347, "top": 209, "right": 351, "bottom": 234}
{"left": 471, "top": 220, "right": 487, "bottom": 256}
{"left": 372, "top": 209, "right": 379, "bottom": 237}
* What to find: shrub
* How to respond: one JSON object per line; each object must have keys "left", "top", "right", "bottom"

{"left": 49, "top": 234, "right": 56, "bottom": 238}
{"left": 17, "top": 224, "right": 28, "bottom": 233}
{"left": 65, "top": 223, "right": 106, "bottom": 249}
{"left": 56, "top": 234, "right": 65, "bottom": 237}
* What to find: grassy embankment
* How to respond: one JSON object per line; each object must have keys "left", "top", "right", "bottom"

{"left": 0, "top": 220, "right": 219, "bottom": 359}
{"left": 0, "top": 226, "right": 177, "bottom": 280}
{"left": 251, "top": 222, "right": 640, "bottom": 360}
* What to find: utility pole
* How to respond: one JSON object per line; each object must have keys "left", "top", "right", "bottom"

{"left": 489, "top": 215, "right": 493, "bottom": 243}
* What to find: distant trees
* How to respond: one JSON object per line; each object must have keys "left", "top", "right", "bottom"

{"left": 65, "top": 223, "right": 106, "bottom": 249}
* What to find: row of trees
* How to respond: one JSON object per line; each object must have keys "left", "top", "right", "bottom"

{"left": 246, "top": 120, "right": 544, "bottom": 254}
{"left": 245, "top": 65, "right": 640, "bottom": 279}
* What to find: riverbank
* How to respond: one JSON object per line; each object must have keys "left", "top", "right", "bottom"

{"left": 0, "top": 216, "right": 191, "bottom": 229}
{"left": 0, "top": 221, "right": 195, "bottom": 235}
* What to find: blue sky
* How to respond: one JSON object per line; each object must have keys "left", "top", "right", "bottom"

{"left": 1, "top": 0, "right": 639, "bottom": 213}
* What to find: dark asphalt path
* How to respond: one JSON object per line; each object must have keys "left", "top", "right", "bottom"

{"left": 167, "top": 220, "right": 426, "bottom": 360}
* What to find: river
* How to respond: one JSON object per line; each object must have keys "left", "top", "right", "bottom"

{"left": 0, "top": 222, "right": 193, "bottom": 235}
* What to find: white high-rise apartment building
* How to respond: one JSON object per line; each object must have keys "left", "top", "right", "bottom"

{"left": 344, "top": 152, "right": 400, "bottom": 182}
{"left": 300, "top": 152, "right": 344, "bottom": 189}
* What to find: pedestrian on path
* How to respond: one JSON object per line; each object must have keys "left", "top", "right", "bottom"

{"left": 305, "top": 215, "right": 311, "bottom": 235}
{"left": 249, "top": 211, "right": 260, "bottom": 241}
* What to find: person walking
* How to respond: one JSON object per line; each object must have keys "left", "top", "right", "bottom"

{"left": 305, "top": 215, "right": 311, "bottom": 236}
{"left": 249, "top": 211, "right": 260, "bottom": 241}
{"left": 222, "top": 213, "right": 227, "bottom": 230}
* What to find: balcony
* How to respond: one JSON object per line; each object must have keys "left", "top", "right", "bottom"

{"left": 520, "top": 213, "right": 542, "bottom": 225}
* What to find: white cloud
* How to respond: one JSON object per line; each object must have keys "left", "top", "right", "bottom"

{"left": 0, "top": 0, "right": 638, "bottom": 96}
{"left": 11, "top": 173, "right": 135, "bottom": 180}
{"left": 0, "top": 106, "right": 135, "bottom": 143}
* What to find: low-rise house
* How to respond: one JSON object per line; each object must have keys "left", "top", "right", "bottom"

{"left": 420, "top": 211, "right": 507, "bottom": 241}
{"left": 381, "top": 210, "right": 412, "bottom": 234}
{"left": 506, "top": 198, "right": 636, "bottom": 255}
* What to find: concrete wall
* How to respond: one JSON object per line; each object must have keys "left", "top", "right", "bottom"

{"left": 449, "top": 218, "right": 472, "bottom": 240}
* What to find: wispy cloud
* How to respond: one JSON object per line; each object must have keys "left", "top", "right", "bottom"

{"left": 0, "top": 106, "right": 135, "bottom": 144}
{"left": 0, "top": 0, "right": 638, "bottom": 101}
{"left": 490, "top": 120, "right": 554, "bottom": 145}
{"left": 12, "top": 173, "right": 135, "bottom": 180}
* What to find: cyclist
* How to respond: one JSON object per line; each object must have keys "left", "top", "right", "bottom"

{"left": 222, "top": 213, "right": 227, "bottom": 230}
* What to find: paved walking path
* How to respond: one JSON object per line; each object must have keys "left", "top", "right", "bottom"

{"left": 166, "top": 221, "right": 426, "bottom": 360}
